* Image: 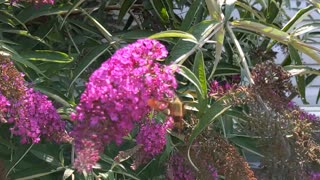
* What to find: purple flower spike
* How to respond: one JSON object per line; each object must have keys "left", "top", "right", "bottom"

{"left": 71, "top": 39, "right": 177, "bottom": 172}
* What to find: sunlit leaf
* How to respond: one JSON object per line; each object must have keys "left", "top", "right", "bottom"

{"left": 149, "top": 0, "right": 170, "bottom": 23}
{"left": 20, "top": 50, "right": 73, "bottom": 63}
{"left": 149, "top": 30, "right": 197, "bottom": 43}
{"left": 288, "top": 45, "right": 308, "bottom": 104}
{"left": 118, "top": 0, "right": 137, "bottom": 23}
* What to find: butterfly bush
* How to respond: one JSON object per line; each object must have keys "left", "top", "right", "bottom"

{"left": 0, "top": 94, "right": 10, "bottom": 123}
{"left": 10, "top": 0, "right": 54, "bottom": 5}
{"left": 287, "top": 101, "right": 319, "bottom": 122}
{"left": 136, "top": 120, "right": 167, "bottom": 156}
{"left": 71, "top": 39, "right": 177, "bottom": 172}
{"left": 0, "top": 54, "right": 70, "bottom": 144}
{"left": 166, "top": 153, "right": 195, "bottom": 180}
{"left": 8, "top": 88, "right": 71, "bottom": 144}
{"left": 209, "top": 80, "right": 233, "bottom": 99}
{"left": 0, "top": 56, "right": 26, "bottom": 100}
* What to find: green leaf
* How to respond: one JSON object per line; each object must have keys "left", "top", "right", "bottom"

{"left": 229, "top": 136, "right": 264, "bottom": 157}
{"left": 292, "top": 23, "right": 320, "bottom": 36}
{"left": 193, "top": 50, "right": 208, "bottom": 111}
{"left": 205, "top": 0, "right": 223, "bottom": 21}
{"left": 62, "top": 169, "right": 74, "bottom": 180}
{"left": 113, "top": 170, "right": 140, "bottom": 180}
{"left": 10, "top": 53, "right": 47, "bottom": 78}
{"left": 0, "top": 10, "right": 28, "bottom": 30}
{"left": 117, "top": 30, "right": 154, "bottom": 40}
{"left": 118, "top": 0, "right": 137, "bottom": 23}
{"left": 235, "top": 1, "right": 265, "bottom": 21}
{"left": 224, "top": 109, "right": 249, "bottom": 123}
{"left": 265, "top": 0, "right": 281, "bottom": 23}
{"left": 149, "top": 0, "right": 170, "bottom": 23}
{"left": 12, "top": 167, "right": 64, "bottom": 180}
{"left": 167, "top": 20, "right": 220, "bottom": 63}
{"left": 288, "top": 45, "right": 308, "bottom": 104}
{"left": 69, "top": 44, "right": 111, "bottom": 91}
{"left": 194, "top": 51, "right": 207, "bottom": 94}
{"left": 163, "top": 0, "right": 181, "bottom": 25}
{"left": 0, "top": 29, "right": 50, "bottom": 47}
{"left": 177, "top": 65, "right": 205, "bottom": 100}
{"left": 317, "top": 88, "right": 320, "bottom": 104}
{"left": 60, "top": 0, "right": 86, "bottom": 29}
{"left": 231, "top": 20, "right": 290, "bottom": 43}
{"left": 282, "top": 5, "right": 314, "bottom": 32}
{"left": 81, "top": 10, "right": 119, "bottom": 49}
{"left": 208, "top": 26, "right": 225, "bottom": 80}
{"left": 149, "top": 30, "right": 197, "bottom": 43}
{"left": 30, "top": 149, "right": 61, "bottom": 167}
{"left": 33, "top": 86, "right": 72, "bottom": 107}
{"left": 212, "top": 63, "right": 241, "bottom": 77}
{"left": 266, "top": 5, "right": 315, "bottom": 49}
{"left": 189, "top": 95, "right": 232, "bottom": 143}
{"left": 67, "top": 19, "right": 101, "bottom": 37}
{"left": 20, "top": 50, "right": 73, "bottom": 63}
{"left": 17, "top": 5, "right": 74, "bottom": 23}
{"left": 180, "top": 0, "right": 203, "bottom": 31}
{"left": 284, "top": 65, "right": 320, "bottom": 76}
{"left": 231, "top": 20, "right": 320, "bottom": 64}
{"left": 290, "top": 39, "right": 320, "bottom": 64}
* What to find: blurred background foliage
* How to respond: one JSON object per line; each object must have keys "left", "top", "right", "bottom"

{"left": 1, "top": 0, "right": 320, "bottom": 179}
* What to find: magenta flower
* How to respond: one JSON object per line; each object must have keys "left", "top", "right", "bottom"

{"left": 10, "top": 0, "right": 54, "bottom": 5}
{"left": 71, "top": 39, "right": 177, "bottom": 172}
{"left": 208, "top": 164, "right": 218, "bottom": 180}
{"left": 136, "top": 120, "right": 167, "bottom": 156}
{"left": 209, "top": 80, "right": 233, "bottom": 99}
{"left": 0, "top": 94, "right": 10, "bottom": 123}
{"left": 8, "top": 88, "right": 70, "bottom": 144}
{"left": 310, "top": 172, "right": 320, "bottom": 180}
{"left": 287, "top": 101, "right": 319, "bottom": 122}
{"left": 166, "top": 153, "right": 195, "bottom": 180}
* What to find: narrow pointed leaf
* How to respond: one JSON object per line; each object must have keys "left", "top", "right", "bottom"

{"left": 288, "top": 45, "right": 308, "bottom": 104}
{"left": 229, "top": 136, "right": 264, "bottom": 157}
{"left": 69, "top": 44, "right": 111, "bottom": 91}
{"left": 17, "top": 5, "right": 74, "bottom": 23}
{"left": 180, "top": 0, "right": 203, "bottom": 31}
{"left": 167, "top": 20, "right": 219, "bottom": 63}
{"left": 194, "top": 50, "right": 208, "bottom": 111}
{"left": 20, "top": 50, "right": 73, "bottom": 63}
{"left": 284, "top": 65, "right": 320, "bottom": 76}
{"left": 118, "top": 0, "right": 137, "bottom": 23}
{"left": 177, "top": 65, "right": 205, "bottom": 100}
{"left": 189, "top": 96, "right": 232, "bottom": 143}
{"left": 149, "top": 0, "right": 170, "bottom": 23}
{"left": 60, "top": 0, "right": 85, "bottom": 29}
{"left": 149, "top": 30, "right": 197, "bottom": 43}
{"left": 63, "top": 169, "right": 74, "bottom": 180}
{"left": 209, "top": 26, "right": 225, "bottom": 80}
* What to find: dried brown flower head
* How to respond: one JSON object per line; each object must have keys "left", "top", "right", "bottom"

{"left": 0, "top": 52, "right": 26, "bottom": 100}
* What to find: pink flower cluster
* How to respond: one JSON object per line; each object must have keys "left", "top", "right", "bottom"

{"left": 7, "top": 88, "right": 70, "bottom": 144}
{"left": 0, "top": 94, "right": 10, "bottom": 123}
{"left": 310, "top": 172, "right": 320, "bottom": 180}
{"left": 71, "top": 39, "right": 177, "bottom": 172}
{"left": 209, "top": 80, "right": 233, "bottom": 99}
{"left": 11, "top": 0, "right": 54, "bottom": 5}
{"left": 136, "top": 120, "right": 167, "bottom": 156}
{"left": 0, "top": 56, "right": 70, "bottom": 144}
{"left": 208, "top": 164, "right": 218, "bottom": 180}
{"left": 287, "top": 101, "right": 319, "bottom": 121}
{"left": 166, "top": 153, "right": 195, "bottom": 180}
